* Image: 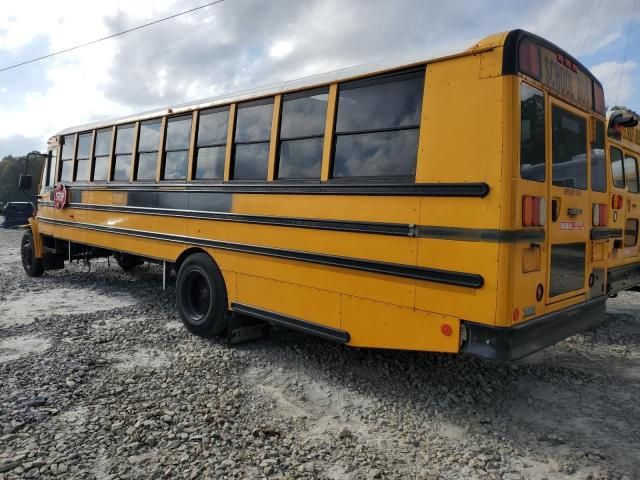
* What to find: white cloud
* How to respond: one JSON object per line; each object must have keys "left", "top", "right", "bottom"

{"left": 269, "top": 40, "right": 294, "bottom": 59}
{"left": 591, "top": 60, "right": 637, "bottom": 107}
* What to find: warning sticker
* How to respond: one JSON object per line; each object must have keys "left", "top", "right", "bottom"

{"left": 559, "top": 221, "right": 584, "bottom": 230}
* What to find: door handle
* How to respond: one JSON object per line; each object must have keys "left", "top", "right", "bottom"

{"left": 551, "top": 197, "right": 560, "bottom": 222}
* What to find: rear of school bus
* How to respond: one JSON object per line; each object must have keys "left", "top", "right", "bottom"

{"left": 450, "top": 30, "right": 609, "bottom": 360}
{"left": 605, "top": 110, "right": 640, "bottom": 293}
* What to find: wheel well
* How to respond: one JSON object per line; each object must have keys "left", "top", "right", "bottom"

{"left": 175, "top": 247, "right": 210, "bottom": 272}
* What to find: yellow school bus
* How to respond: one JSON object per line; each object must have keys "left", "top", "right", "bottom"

{"left": 606, "top": 109, "right": 640, "bottom": 293}
{"left": 21, "top": 29, "right": 610, "bottom": 360}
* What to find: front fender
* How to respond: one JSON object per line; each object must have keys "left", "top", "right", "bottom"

{"left": 27, "top": 217, "right": 44, "bottom": 259}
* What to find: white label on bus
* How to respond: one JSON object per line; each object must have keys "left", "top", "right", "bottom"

{"left": 559, "top": 221, "right": 584, "bottom": 230}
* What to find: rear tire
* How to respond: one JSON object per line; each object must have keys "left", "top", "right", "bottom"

{"left": 114, "top": 252, "right": 141, "bottom": 271}
{"left": 176, "top": 253, "right": 228, "bottom": 337}
{"left": 21, "top": 231, "right": 44, "bottom": 277}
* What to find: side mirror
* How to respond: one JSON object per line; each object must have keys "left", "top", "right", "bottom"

{"left": 18, "top": 174, "right": 33, "bottom": 191}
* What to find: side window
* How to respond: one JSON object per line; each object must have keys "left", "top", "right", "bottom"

{"left": 113, "top": 124, "right": 134, "bottom": 181}
{"left": 232, "top": 98, "right": 273, "bottom": 180}
{"left": 333, "top": 68, "right": 424, "bottom": 179}
{"left": 59, "top": 135, "right": 75, "bottom": 182}
{"left": 551, "top": 106, "right": 587, "bottom": 190}
{"left": 163, "top": 116, "right": 191, "bottom": 180}
{"left": 520, "top": 84, "right": 545, "bottom": 181}
{"left": 194, "top": 107, "right": 228, "bottom": 180}
{"left": 75, "top": 132, "right": 92, "bottom": 182}
{"left": 277, "top": 88, "right": 328, "bottom": 180}
{"left": 93, "top": 128, "right": 112, "bottom": 181}
{"left": 590, "top": 120, "right": 606, "bottom": 192}
{"left": 611, "top": 147, "right": 625, "bottom": 188}
{"left": 624, "top": 155, "right": 639, "bottom": 193}
{"left": 136, "top": 120, "right": 161, "bottom": 181}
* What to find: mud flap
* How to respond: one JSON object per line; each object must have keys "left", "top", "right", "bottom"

{"left": 226, "top": 312, "right": 269, "bottom": 345}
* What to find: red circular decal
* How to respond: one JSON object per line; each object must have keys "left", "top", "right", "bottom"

{"left": 53, "top": 183, "right": 68, "bottom": 209}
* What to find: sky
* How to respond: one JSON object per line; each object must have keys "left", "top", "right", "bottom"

{"left": 0, "top": 0, "right": 638, "bottom": 159}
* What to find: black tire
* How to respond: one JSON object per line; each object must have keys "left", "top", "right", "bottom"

{"left": 114, "top": 252, "right": 141, "bottom": 271}
{"left": 176, "top": 253, "right": 228, "bottom": 337}
{"left": 21, "top": 230, "right": 44, "bottom": 277}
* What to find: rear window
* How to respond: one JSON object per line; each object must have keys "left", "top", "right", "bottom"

{"left": 520, "top": 83, "right": 545, "bottom": 182}
{"left": 552, "top": 106, "right": 587, "bottom": 190}
{"left": 6, "top": 203, "right": 33, "bottom": 213}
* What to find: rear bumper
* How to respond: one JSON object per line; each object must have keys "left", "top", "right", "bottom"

{"left": 461, "top": 296, "right": 606, "bottom": 361}
{"left": 608, "top": 263, "right": 640, "bottom": 294}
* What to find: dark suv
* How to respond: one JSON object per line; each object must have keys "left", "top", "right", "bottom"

{"left": 1, "top": 202, "right": 34, "bottom": 228}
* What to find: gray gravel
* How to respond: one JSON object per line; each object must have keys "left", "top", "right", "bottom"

{"left": 0, "top": 227, "right": 639, "bottom": 479}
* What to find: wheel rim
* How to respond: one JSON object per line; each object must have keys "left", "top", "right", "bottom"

{"left": 183, "top": 270, "right": 212, "bottom": 325}
{"left": 21, "top": 239, "right": 32, "bottom": 271}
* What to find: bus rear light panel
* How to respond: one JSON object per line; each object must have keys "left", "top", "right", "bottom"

{"left": 522, "top": 196, "right": 546, "bottom": 227}
{"left": 592, "top": 204, "right": 608, "bottom": 227}
{"left": 611, "top": 194, "right": 624, "bottom": 210}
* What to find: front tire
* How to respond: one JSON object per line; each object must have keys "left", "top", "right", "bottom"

{"left": 176, "top": 253, "right": 228, "bottom": 337}
{"left": 21, "top": 231, "right": 44, "bottom": 277}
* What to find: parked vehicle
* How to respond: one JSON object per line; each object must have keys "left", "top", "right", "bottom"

{"left": 2, "top": 202, "right": 34, "bottom": 228}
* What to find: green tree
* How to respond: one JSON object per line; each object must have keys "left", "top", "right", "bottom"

{"left": 0, "top": 154, "right": 44, "bottom": 205}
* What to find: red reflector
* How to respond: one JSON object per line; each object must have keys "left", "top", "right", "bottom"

{"left": 618, "top": 195, "right": 624, "bottom": 210}
{"left": 536, "top": 284, "right": 544, "bottom": 302}
{"left": 532, "top": 196, "right": 540, "bottom": 225}
{"left": 440, "top": 324, "right": 453, "bottom": 337}
{"left": 571, "top": 63, "right": 578, "bottom": 73}
{"left": 557, "top": 52, "right": 564, "bottom": 63}
{"left": 599, "top": 204, "right": 607, "bottom": 226}
{"left": 513, "top": 308, "right": 520, "bottom": 322}
{"left": 523, "top": 196, "right": 533, "bottom": 226}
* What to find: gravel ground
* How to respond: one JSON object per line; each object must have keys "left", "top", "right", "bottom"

{"left": 0, "top": 227, "right": 639, "bottom": 480}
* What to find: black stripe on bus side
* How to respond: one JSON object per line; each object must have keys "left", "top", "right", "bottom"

{"left": 590, "top": 228, "right": 623, "bottom": 240}
{"left": 231, "top": 303, "right": 350, "bottom": 344}
{"left": 37, "top": 217, "right": 485, "bottom": 288}
{"left": 38, "top": 201, "right": 545, "bottom": 243}
{"left": 40, "top": 202, "right": 414, "bottom": 237}
{"left": 416, "top": 226, "right": 545, "bottom": 242}
{"left": 63, "top": 181, "right": 490, "bottom": 197}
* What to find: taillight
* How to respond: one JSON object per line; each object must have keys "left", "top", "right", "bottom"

{"left": 593, "top": 203, "right": 608, "bottom": 227}
{"left": 611, "top": 194, "right": 624, "bottom": 210}
{"left": 522, "top": 195, "right": 546, "bottom": 226}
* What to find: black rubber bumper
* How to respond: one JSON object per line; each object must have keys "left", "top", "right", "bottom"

{"left": 608, "top": 262, "right": 640, "bottom": 295}
{"left": 461, "top": 296, "right": 607, "bottom": 361}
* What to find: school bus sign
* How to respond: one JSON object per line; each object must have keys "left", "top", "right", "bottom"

{"left": 540, "top": 46, "right": 593, "bottom": 113}
{"left": 518, "top": 36, "right": 604, "bottom": 114}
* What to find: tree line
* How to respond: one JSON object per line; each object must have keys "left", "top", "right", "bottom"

{"left": 0, "top": 154, "right": 44, "bottom": 206}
